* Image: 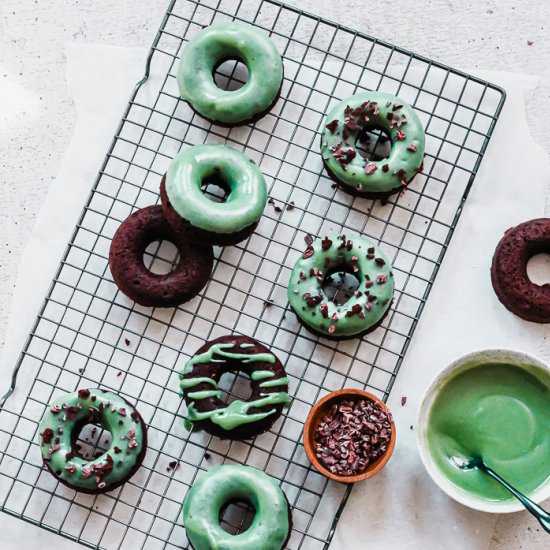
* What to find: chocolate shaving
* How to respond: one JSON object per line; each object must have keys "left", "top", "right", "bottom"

{"left": 325, "top": 119, "right": 339, "bottom": 133}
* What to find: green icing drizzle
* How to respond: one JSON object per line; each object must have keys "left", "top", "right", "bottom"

{"left": 259, "top": 376, "right": 290, "bottom": 388}
{"left": 184, "top": 342, "right": 276, "bottom": 375}
{"left": 185, "top": 392, "right": 289, "bottom": 431}
{"left": 179, "top": 376, "right": 218, "bottom": 390}
{"left": 250, "top": 370, "right": 276, "bottom": 381}
{"left": 187, "top": 390, "right": 222, "bottom": 400}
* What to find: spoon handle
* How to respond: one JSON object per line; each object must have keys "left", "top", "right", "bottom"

{"left": 483, "top": 466, "right": 550, "bottom": 534}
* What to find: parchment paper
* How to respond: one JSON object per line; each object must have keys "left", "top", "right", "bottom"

{"left": 1, "top": 44, "right": 549, "bottom": 550}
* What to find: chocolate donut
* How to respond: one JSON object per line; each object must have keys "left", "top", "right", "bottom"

{"left": 179, "top": 335, "right": 290, "bottom": 440}
{"left": 109, "top": 205, "right": 213, "bottom": 307}
{"left": 491, "top": 218, "right": 550, "bottom": 323}
{"left": 38, "top": 389, "right": 147, "bottom": 494}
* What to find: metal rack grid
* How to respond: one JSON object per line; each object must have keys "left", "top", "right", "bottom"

{"left": 0, "top": 0, "right": 505, "bottom": 548}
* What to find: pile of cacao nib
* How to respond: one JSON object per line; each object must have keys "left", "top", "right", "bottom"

{"left": 314, "top": 398, "right": 392, "bottom": 476}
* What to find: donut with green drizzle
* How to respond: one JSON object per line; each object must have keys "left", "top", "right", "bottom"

{"left": 177, "top": 22, "right": 283, "bottom": 126}
{"left": 180, "top": 335, "right": 289, "bottom": 440}
{"left": 183, "top": 465, "right": 291, "bottom": 550}
{"left": 38, "top": 389, "right": 147, "bottom": 494}
{"left": 287, "top": 234, "right": 395, "bottom": 339}
{"left": 160, "top": 144, "right": 268, "bottom": 246}
{"left": 321, "top": 91, "right": 425, "bottom": 198}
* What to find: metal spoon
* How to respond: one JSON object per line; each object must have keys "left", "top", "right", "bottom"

{"left": 452, "top": 455, "right": 550, "bottom": 534}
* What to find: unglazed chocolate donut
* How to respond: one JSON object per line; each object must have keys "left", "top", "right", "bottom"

{"left": 491, "top": 218, "right": 550, "bottom": 323}
{"left": 109, "top": 205, "right": 213, "bottom": 307}
{"left": 180, "top": 335, "right": 289, "bottom": 440}
{"left": 38, "top": 389, "right": 147, "bottom": 494}
{"left": 161, "top": 144, "right": 268, "bottom": 246}
{"left": 177, "top": 22, "right": 283, "bottom": 126}
{"left": 321, "top": 92, "right": 425, "bottom": 198}
{"left": 287, "top": 234, "right": 395, "bottom": 339}
{"left": 183, "top": 465, "right": 291, "bottom": 550}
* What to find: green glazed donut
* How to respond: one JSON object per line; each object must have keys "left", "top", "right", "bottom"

{"left": 38, "top": 389, "right": 147, "bottom": 494}
{"left": 161, "top": 144, "right": 268, "bottom": 246}
{"left": 177, "top": 22, "right": 283, "bottom": 126}
{"left": 287, "top": 234, "right": 395, "bottom": 339}
{"left": 182, "top": 465, "right": 291, "bottom": 550}
{"left": 321, "top": 92, "right": 425, "bottom": 198}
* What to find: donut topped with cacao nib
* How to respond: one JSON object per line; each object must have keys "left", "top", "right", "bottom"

{"left": 321, "top": 91, "right": 425, "bottom": 198}
{"left": 491, "top": 218, "right": 550, "bottom": 323}
{"left": 180, "top": 335, "right": 289, "bottom": 440}
{"left": 287, "top": 234, "right": 395, "bottom": 339}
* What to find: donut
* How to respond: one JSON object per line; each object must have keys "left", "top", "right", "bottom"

{"left": 321, "top": 92, "right": 425, "bottom": 198}
{"left": 160, "top": 144, "right": 268, "bottom": 246}
{"left": 180, "top": 335, "right": 289, "bottom": 440}
{"left": 491, "top": 218, "right": 550, "bottom": 323}
{"left": 38, "top": 388, "right": 147, "bottom": 494}
{"left": 287, "top": 234, "right": 395, "bottom": 339}
{"left": 109, "top": 205, "right": 213, "bottom": 307}
{"left": 182, "top": 465, "right": 291, "bottom": 550}
{"left": 177, "top": 22, "right": 283, "bottom": 126}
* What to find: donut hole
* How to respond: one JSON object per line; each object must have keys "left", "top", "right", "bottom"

{"left": 527, "top": 253, "right": 550, "bottom": 285}
{"left": 355, "top": 125, "right": 392, "bottom": 161}
{"left": 218, "top": 371, "right": 253, "bottom": 404}
{"left": 201, "top": 175, "right": 231, "bottom": 203}
{"left": 219, "top": 499, "right": 256, "bottom": 535}
{"left": 72, "top": 422, "right": 112, "bottom": 461}
{"left": 213, "top": 58, "right": 249, "bottom": 91}
{"left": 143, "top": 240, "right": 180, "bottom": 275}
{"left": 322, "top": 264, "right": 361, "bottom": 306}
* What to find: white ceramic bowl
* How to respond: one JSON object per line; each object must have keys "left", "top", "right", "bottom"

{"left": 417, "top": 348, "right": 550, "bottom": 513}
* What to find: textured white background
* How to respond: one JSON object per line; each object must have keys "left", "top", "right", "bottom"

{"left": 1, "top": 0, "right": 549, "bottom": 548}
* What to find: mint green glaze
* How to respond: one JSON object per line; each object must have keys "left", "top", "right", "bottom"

{"left": 182, "top": 465, "right": 290, "bottom": 550}
{"left": 177, "top": 22, "right": 283, "bottom": 125}
{"left": 321, "top": 92, "right": 425, "bottom": 194}
{"left": 185, "top": 392, "right": 288, "bottom": 431}
{"left": 250, "top": 370, "right": 276, "bottom": 381}
{"left": 166, "top": 144, "right": 267, "bottom": 235}
{"left": 287, "top": 234, "right": 394, "bottom": 338}
{"left": 259, "top": 376, "right": 289, "bottom": 388}
{"left": 188, "top": 390, "right": 222, "bottom": 400}
{"left": 179, "top": 377, "right": 218, "bottom": 390}
{"left": 427, "top": 362, "right": 550, "bottom": 502}
{"left": 38, "top": 389, "right": 145, "bottom": 492}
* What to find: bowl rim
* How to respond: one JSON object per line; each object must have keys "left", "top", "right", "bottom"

{"left": 303, "top": 388, "right": 396, "bottom": 483}
{"left": 416, "top": 347, "right": 550, "bottom": 513}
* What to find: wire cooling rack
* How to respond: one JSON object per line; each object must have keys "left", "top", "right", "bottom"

{"left": 0, "top": 0, "right": 505, "bottom": 548}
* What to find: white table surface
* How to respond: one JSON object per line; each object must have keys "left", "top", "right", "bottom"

{"left": 1, "top": 1, "right": 549, "bottom": 549}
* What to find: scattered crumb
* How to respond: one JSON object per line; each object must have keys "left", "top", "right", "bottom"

{"left": 166, "top": 460, "right": 179, "bottom": 472}
{"left": 401, "top": 396, "right": 407, "bottom": 406}
{"left": 117, "top": 371, "right": 122, "bottom": 377}
{"left": 124, "top": 338, "right": 131, "bottom": 346}
{"left": 527, "top": 40, "right": 534, "bottom": 46}
{"left": 264, "top": 299, "right": 274, "bottom": 307}
{"left": 78, "top": 368, "right": 84, "bottom": 374}
{"left": 204, "top": 452, "right": 211, "bottom": 460}
{"left": 409, "top": 425, "right": 414, "bottom": 430}
{"left": 287, "top": 201, "right": 295, "bottom": 211}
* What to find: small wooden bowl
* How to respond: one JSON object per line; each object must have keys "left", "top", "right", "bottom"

{"left": 303, "top": 388, "right": 396, "bottom": 483}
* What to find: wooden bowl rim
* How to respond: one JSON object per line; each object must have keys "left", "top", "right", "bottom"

{"left": 303, "top": 388, "right": 396, "bottom": 483}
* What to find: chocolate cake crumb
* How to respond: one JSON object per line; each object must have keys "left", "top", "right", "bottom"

{"left": 401, "top": 396, "right": 407, "bottom": 406}
{"left": 124, "top": 338, "right": 131, "bottom": 346}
